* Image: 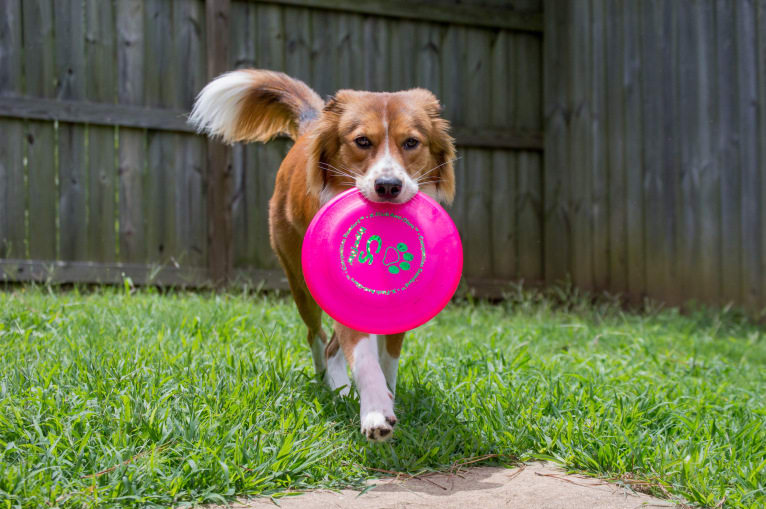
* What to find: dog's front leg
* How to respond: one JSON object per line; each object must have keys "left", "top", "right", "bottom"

{"left": 334, "top": 323, "right": 397, "bottom": 441}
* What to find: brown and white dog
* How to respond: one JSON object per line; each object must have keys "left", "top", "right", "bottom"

{"left": 190, "top": 70, "right": 456, "bottom": 441}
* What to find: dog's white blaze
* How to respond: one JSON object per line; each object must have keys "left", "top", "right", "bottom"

{"left": 324, "top": 346, "right": 351, "bottom": 397}
{"left": 377, "top": 335, "right": 399, "bottom": 395}
{"left": 357, "top": 107, "right": 418, "bottom": 203}
{"left": 189, "top": 70, "right": 254, "bottom": 143}
{"left": 353, "top": 335, "right": 395, "bottom": 439}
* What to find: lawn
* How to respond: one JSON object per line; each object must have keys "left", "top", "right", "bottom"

{"left": 0, "top": 286, "right": 764, "bottom": 508}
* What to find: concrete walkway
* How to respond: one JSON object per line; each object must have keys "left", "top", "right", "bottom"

{"left": 218, "top": 462, "right": 680, "bottom": 509}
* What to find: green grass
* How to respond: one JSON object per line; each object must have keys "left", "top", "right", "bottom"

{"left": 0, "top": 286, "right": 764, "bottom": 508}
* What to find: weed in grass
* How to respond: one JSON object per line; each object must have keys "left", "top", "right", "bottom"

{"left": 0, "top": 286, "right": 764, "bottom": 508}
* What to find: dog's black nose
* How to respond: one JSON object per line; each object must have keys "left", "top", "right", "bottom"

{"left": 374, "top": 177, "right": 402, "bottom": 199}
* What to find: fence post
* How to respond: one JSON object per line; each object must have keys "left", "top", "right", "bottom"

{"left": 205, "top": 0, "right": 232, "bottom": 286}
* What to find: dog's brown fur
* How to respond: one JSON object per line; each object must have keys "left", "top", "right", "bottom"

{"left": 191, "top": 69, "right": 456, "bottom": 440}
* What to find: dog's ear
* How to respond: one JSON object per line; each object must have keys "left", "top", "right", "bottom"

{"left": 306, "top": 91, "right": 352, "bottom": 197}
{"left": 430, "top": 115, "right": 456, "bottom": 205}
{"left": 408, "top": 89, "right": 456, "bottom": 204}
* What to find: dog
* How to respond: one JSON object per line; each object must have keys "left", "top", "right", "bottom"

{"left": 190, "top": 70, "right": 456, "bottom": 441}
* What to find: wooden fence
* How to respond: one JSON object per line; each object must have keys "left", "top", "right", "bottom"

{"left": 0, "top": 0, "right": 543, "bottom": 296}
{"left": 3, "top": 0, "right": 766, "bottom": 313}
{"left": 545, "top": 0, "right": 766, "bottom": 311}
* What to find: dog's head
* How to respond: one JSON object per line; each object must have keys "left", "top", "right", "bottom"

{"left": 306, "top": 89, "right": 456, "bottom": 205}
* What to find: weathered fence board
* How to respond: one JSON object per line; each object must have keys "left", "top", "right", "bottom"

{"left": 86, "top": 0, "right": 117, "bottom": 263}
{"left": 622, "top": 0, "right": 646, "bottom": 300}
{"left": 175, "top": 0, "right": 208, "bottom": 269}
{"left": 205, "top": 0, "right": 233, "bottom": 284}
{"left": 56, "top": 0, "right": 87, "bottom": 263}
{"left": 515, "top": 33, "right": 543, "bottom": 283}
{"left": 604, "top": 0, "right": 626, "bottom": 295}
{"left": 715, "top": 0, "right": 743, "bottom": 305}
{"left": 758, "top": 0, "right": 766, "bottom": 309}
{"left": 490, "top": 32, "right": 515, "bottom": 280}
{"left": 0, "top": 0, "right": 25, "bottom": 260}
{"left": 542, "top": 0, "right": 571, "bottom": 285}
{"left": 736, "top": 0, "right": 761, "bottom": 310}
{"left": 24, "top": 0, "right": 58, "bottom": 261}
{"left": 117, "top": 0, "right": 147, "bottom": 264}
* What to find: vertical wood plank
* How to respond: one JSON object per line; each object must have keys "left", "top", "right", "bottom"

{"left": 758, "top": 0, "right": 766, "bottom": 307}
{"left": 695, "top": 0, "right": 721, "bottom": 305}
{"left": 640, "top": 0, "right": 664, "bottom": 301}
{"left": 23, "top": 0, "right": 58, "bottom": 261}
{"left": 677, "top": 0, "right": 700, "bottom": 304}
{"left": 570, "top": 0, "right": 593, "bottom": 290}
{"left": 0, "top": 0, "right": 26, "bottom": 259}
{"left": 464, "top": 28, "right": 492, "bottom": 278}
{"left": 363, "top": 16, "right": 387, "bottom": 91}
{"left": 715, "top": 0, "right": 742, "bottom": 304}
{"left": 441, "top": 26, "right": 467, "bottom": 240}
{"left": 230, "top": 1, "right": 258, "bottom": 269}
{"left": 284, "top": 6, "right": 312, "bottom": 85}
{"left": 256, "top": 3, "right": 285, "bottom": 271}
{"left": 144, "top": 0, "right": 176, "bottom": 264}
{"left": 516, "top": 33, "right": 543, "bottom": 282}
{"left": 117, "top": 0, "right": 146, "bottom": 264}
{"left": 174, "top": 0, "right": 207, "bottom": 268}
{"left": 389, "top": 20, "right": 416, "bottom": 91}
{"left": 589, "top": 0, "right": 608, "bottom": 290}
{"left": 56, "top": 0, "right": 87, "bottom": 262}
{"left": 735, "top": 0, "right": 761, "bottom": 310}
{"left": 336, "top": 13, "right": 364, "bottom": 90}
{"left": 543, "top": 0, "right": 572, "bottom": 284}
{"left": 604, "top": 0, "right": 627, "bottom": 294}
{"left": 85, "top": 0, "right": 117, "bottom": 263}
{"left": 678, "top": 0, "right": 719, "bottom": 305}
{"left": 415, "top": 23, "right": 443, "bottom": 92}
{"left": 517, "top": 152, "right": 543, "bottom": 281}
{"left": 623, "top": 0, "right": 646, "bottom": 300}
{"left": 311, "top": 9, "right": 334, "bottom": 98}
{"left": 206, "top": 0, "right": 233, "bottom": 284}
{"left": 663, "top": 0, "right": 681, "bottom": 305}
{"left": 490, "top": 31, "right": 516, "bottom": 279}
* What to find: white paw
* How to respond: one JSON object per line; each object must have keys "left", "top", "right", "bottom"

{"left": 361, "top": 410, "right": 397, "bottom": 441}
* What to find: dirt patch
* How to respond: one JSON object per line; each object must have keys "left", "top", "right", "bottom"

{"left": 217, "top": 462, "right": 679, "bottom": 509}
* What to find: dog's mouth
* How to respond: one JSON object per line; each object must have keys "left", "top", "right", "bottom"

{"left": 357, "top": 186, "right": 417, "bottom": 205}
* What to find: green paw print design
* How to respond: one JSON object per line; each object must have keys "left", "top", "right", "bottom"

{"left": 383, "top": 242, "right": 415, "bottom": 274}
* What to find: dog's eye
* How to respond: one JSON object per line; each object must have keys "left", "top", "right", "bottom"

{"left": 354, "top": 136, "right": 372, "bottom": 148}
{"left": 403, "top": 138, "right": 419, "bottom": 150}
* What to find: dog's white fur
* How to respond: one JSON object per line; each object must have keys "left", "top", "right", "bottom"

{"left": 189, "top": 71, "right": 257, "bottom": 142}
{"left": 324, "top": 346, "right": 351, "bottom": 396}
{"left": 353, "top": 335, "right": 396, "bottom": 440}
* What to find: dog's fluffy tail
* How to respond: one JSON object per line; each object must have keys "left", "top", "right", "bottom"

{"left": 189, "top": 69, "right": 324, "bottom": 144}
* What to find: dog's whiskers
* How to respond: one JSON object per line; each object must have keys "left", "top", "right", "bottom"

{"left": 412, "top": 164, "right": 429, "bottom": 180}
{"left": 416, "top": 179, "right": 444, "bottom": 186}
{"left": 414, "top": 157, "right": 462, "bottom": 183}
{"left": 319, "top": 162, "right": 356, "bottom": 180}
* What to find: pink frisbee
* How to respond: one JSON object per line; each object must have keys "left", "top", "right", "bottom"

{"left": 302, "top": 189, "right": 463, "bottom": 334}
